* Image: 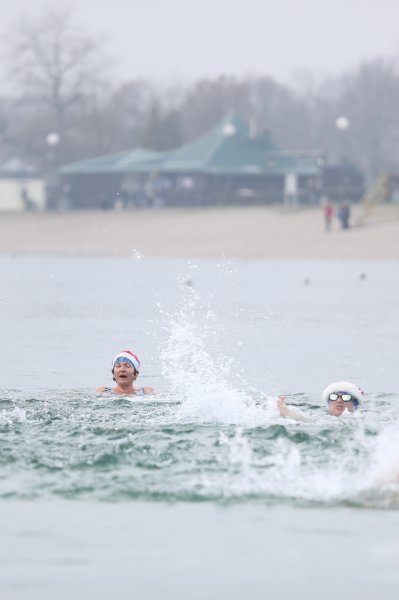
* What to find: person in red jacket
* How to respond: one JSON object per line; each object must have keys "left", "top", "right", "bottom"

{"left": 323, "top": 201, "right": 333, "bottom": 231}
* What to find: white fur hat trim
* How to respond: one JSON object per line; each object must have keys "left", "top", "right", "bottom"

{"left": 322, "top": 381, "right": 363, "bottom": 404}
{"left": 112, "top": 350, "right": 140, "bottom": 373}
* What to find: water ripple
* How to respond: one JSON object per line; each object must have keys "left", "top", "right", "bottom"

{"left": 0, "top": 389, "right": 398, "bottom": 508}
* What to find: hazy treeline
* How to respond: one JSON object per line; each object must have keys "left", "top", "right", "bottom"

{"left": 1, "top": 8, "right": 399, "bottom": 182}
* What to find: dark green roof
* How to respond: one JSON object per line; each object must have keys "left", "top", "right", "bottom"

{"left": 159, "top": 113, "right": 267, "bottom": 172}
{"left": 114, "top": 148, "right": 164, "bottom": 172}
{"left": 59, "top": 113, "right": 321, "bottom": 177}
{"left": 59, "top": 151, "right": 130, "bottom": 174}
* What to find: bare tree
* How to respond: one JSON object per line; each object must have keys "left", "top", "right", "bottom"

{"left": 338, "top": 58, "right": 399, "bottom": 180}
{"left": 2, "top": 6, "right": 399, "bottom": 186}
{"left": 251, "top": 76, "right": 312, "bottom": 149}
{"left": 297, "top": 59, "right": 399, "bottom": 181}
{"left": 109, "top": 79, "right": 166, "bottom": 149}
{"left": 0, "top": 97, "right": 14, "bottom": 159}
{"left": 104, "top": 79, "right": 184, "bottom": 151}
{"left": 3, "top": 6, "right": 108, "bottom": 155}
{"left": 178, "top": 75, "right": 313, "bottom": 151}
{"left": 179, "top": 76, "right": 251, "bottom": 141}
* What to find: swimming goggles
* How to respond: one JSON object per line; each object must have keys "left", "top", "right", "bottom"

{"left": 328, "top": 392, "right": 354, "bottom": 402}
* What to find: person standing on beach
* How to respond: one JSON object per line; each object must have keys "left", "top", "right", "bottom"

{"left": 277, "top": 381, "right": 363, "bottom": 421}
{"left": 323, "top": 201, "right": 333, "bottom": 231}
{"left": 96, "top": 350, "right": 155, "bottom": 395}
{"left": 337, "top": 201, "right": 351, "bottom": 229}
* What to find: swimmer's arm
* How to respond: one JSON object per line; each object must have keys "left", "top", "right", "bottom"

{"left": 96, "top": 386, "right": 107, "bottom": 393}
{"left": 277, "top": 396, "right": 309, "bottom": 422}
{"left": 143, "top": 386, "right": 156, "bottom": 395}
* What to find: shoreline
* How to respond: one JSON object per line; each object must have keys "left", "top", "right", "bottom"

{"left": 1, "top": 205, "right": 399, "bottom": 259}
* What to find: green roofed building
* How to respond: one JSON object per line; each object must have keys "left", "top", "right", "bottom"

{"left": 58, "top": 113, "right": 363, "bottom": 209}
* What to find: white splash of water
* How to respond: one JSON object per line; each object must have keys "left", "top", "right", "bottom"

{"left": 259, "top": 416, "right": 399, "bottom": 503}
{"left": 160, "top": 275, "right": 275, "bottom": 424}
{"left": 363, "top": 421, "right": 399, "bottom": 488}
{"left": 131, "top": 248, "right": 145, "bottom": 260}
{"left": 197, "top": 427, "right": 264, "bottom": 497}
{"left": 196, "top": 416, "right": 388, "bottom": 503}
{"left": 0, "top": 406, "right": 27, "bottom": 425}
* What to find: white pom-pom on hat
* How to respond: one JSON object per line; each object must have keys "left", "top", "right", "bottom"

{"left": 322, "top": 381, "right": 363, "bottom": 404}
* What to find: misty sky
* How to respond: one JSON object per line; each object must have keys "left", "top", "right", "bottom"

{"left": 2, "top": 0, "right": 399, "bottom": 86}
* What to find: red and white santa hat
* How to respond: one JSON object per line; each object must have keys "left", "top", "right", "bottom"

{"left": 112, "top": 350, "right": 140, "bottom": 373}
{"left": 322, "top": 381, "right": 364, "bottom": 404}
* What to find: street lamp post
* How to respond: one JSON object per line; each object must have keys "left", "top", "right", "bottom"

{"left": 335, "top": 116, "right": 350, "bottom": 202}
{"left": 45, "top": 132, "right": 61, "bottom": 209}
{"left": 335, "top": 116, "right": 350, "bottom": 162}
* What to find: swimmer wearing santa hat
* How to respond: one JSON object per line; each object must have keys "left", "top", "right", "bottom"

{"left": 277, "top": 381, "right": 364, "bottom": 421}
{"left": 96, "top": 350, "right": 155, "bottom": 395}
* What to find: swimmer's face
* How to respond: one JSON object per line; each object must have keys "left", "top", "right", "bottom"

{"left": 113, "top": 360, "right": 136, "bottom": 384}
{"left": 327, "top": 393, "right": 356, "bottom": 416}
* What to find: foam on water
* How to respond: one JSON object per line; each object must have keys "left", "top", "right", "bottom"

{"left": 160, "top": 273, "right": 275, "bottom": 424}
{"left": 187, "top": 414, "right": 399, "bottom": 507}
{"left": 154, "top": 274, "right": 399, "bottom": 505}
{"left": 1, "top": 257, "right": 399, "bottom": 508}
{"left": 0, "top": 406, "right": 26, "bottom": 425}
{"left": 1, "top": 383, "right": 399, "bottom": 506}
{"left": 363, "top": 422, "right": 399, "bottom": 488}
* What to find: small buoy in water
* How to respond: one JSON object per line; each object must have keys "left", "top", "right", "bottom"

{"left": 304, "top": 278, "right": 311, "bottom": 285}
{"left": 185, "top": 279, "right": 193, "bottom": 287}
{"left": 360, "top": 273, "right": 367, "bottom": 280}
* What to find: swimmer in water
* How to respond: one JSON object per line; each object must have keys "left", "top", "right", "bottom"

{"left": 96, "top": 350, "right": 155, "bottom": 395}
{"left": 277, "top": 381, "right": 363, "bottom": 421}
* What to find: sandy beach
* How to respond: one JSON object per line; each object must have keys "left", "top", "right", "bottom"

{"left": 1, "top": 204, "right": 399, "bottom": 259}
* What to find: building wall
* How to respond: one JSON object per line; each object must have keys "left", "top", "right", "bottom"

{"left": 0, "top": 178, "right": 46, "bottom": 211}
